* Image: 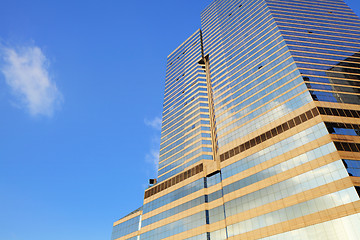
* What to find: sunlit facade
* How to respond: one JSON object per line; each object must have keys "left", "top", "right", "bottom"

{"left": 112, "top": 0, "right": 360, "bottom": 239}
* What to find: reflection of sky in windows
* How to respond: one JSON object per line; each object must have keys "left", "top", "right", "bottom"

{"left": 226, "top": 187, "right": 359, "bottom": 238}
{"left": 343, "top": 159, "right": 360, "bottom": 177}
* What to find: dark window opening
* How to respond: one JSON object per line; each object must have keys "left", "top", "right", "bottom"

{"left": 355, "top": 187, "right": 360, "bottom": 198}
{"left": 325, "top": 122, "right": 360, "bottom": 136}
{"left": 303, "top": 77, "right": 310, "bottom": 81}
{"left": 328, "top": 11, "right": 333, "bottom": 13}
{"left": 170, "top": 62, "right": 173, "bottom": 65}
{"left": 308, "top": 30, "right": 313, "bottom": 33}
{"left": 311, "top": 93, "right": 319, "bottom": 101}
{"left": 258, "top": 65, "right": 263, "bottom": 69}
{"left": 229, "top": 13, "right": 232, "bottom": 16}
{"left": 342, "top": 159, "right": 360, "bottom": 177}
{"left": 239, "top": 4, "right": 242, "bottom": 8}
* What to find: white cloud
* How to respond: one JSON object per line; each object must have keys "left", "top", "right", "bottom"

{"left": 145, "top": 145, "right": 160, "bottom": 174}
{"left": 144, "top": 117, "right": 162, "bottom": 130}
{"left": 144, "top": 117, "right": 162, "bottom": 177}
{"left": 0, "top": 45, "right": 62, "bottom": 117}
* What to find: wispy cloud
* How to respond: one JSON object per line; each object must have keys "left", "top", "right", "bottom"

{"left": 145, "top": 136, "right": 160, "bottom": 174}
{"left": 144, "top": 116, "right": 162, "bottom": 176}
{"left": 0, "top": 45, "right": 62, "bottom": 117}
{"left": 144, "top": 117, "right": 162, "bottom": 130}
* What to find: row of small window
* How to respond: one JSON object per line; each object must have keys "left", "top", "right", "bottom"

{"left": 280, "top": 25, "right": 360, "bottom": 41}
{"left": 161, "top": 110, "right": 209, "bottom": 142}
{"left": 334, "top": 142, "right": 360, "bottom": 153}
{"left": 310, "top": 91, "right": 360, "bottom": 105}
{"left": 326, "top": 122, "right": 360, "bottom": 137}
{"left": 218, "top": 91, "right": 312, "bottom": 147}
{"left": 286, "top": 39, "right": 359, "bottom": 53}
{"left": 160, "top": 119, "right": 210, "bottom": 147}
{"left": 210, "top": 21, "right": 281, "bottom": 91}
{"left": 167, "top": 37, "right": 200, "bottom": 64}
{"left": 166, "top": 37, "right": 200, "bottom": 68}
{"left": 219, "top": 35, "right": 286, "bottom": 82}
{"left": 142, "top": 178, "right": 204, "bottom": 214}
{"left": 275, "top": 16, "right": 360, "bottom": 34}
{"left": 163, "top": 85, "right": 207, "bottom": 121}
{"left": 143, "top": 161, "right": 353, "bottom": 240}
{"left": 267, "top": 0, "right": 350, "bottom": 15}
{"left": 146, "top": 163, "right": 203, "bottom": 200}
{"left": 159, "top": 138, "right": 204, "bottom": 170}
{"left": 295, "top": 57, "right": 360, "bottom": 68}
{"left": 224, "top": 160, "right": 349, "bottom": 222}
{"left": 342, "top": 159, "right": 360, "bottom": 177}
{"left": 214, "top": 55, "right": 297, "bottom": 113}
{"left": 226, "top": 187, "right": 359, "bottom": 238}
{"left": 260, "top": 213, "right": 360, "bottom": 240}
{"left": 206, "top": 4, "right": 271, "bottom": 65}
{"left": 160, "top": 131, "right": 210, "bottom": 161}
{"left": 143, "top": 172, "right": 222, "bottom": 227}
{"left": 213, "top": 48, "right": 295, "bottom": 115}
{"left": 161, "top": 112, "right": 209, "bottom": 143}
{"left": 139, "top": 211, "right": 205, "bottom": 240}
{"left": 201, "top": 0, "right": 254, "bottom": 41}
{"left": 172, "top": 163, "right": 358, "bottom": 240}
{"left": 158, "top": 145, "right": 212, "bottom": 177}
{"left": 160, "top": 124, "right": 210, "bottom": 154}
{"left": 297, "top": 63, "right": 360, "bottom": 74}
{"left": 268, "top": 4, "right": 358, "bottom": 22}
{"left": 221, "top": 122, "right": 329, "bottom": 179}
{"left": 223, "top": 142, "right": 337, "bottom": 196}
{"left": 111, "top": 215, "right": 141, "bottom": 240}
{"left": 163, "top": 87, "right": 207, "bottom": 123}
{"left": 158, "top": 152, "right": 212, "bottom": 182}
{"left": 300, "top": 68, "right": 360, "bottom": 81}
{"left": 311, "top": 82, "right": 360, "bottom": 96}
{"left": 203, "top": 212, "right": 360, "bottom": 240}
{"left": 162, "top": 102, "right": 209, "bottom": 133}
{"left": 303, "top": 76, "right": 360, "bottom": 88}
{"left": 164, "top": 71, "right": 205, "bottom": 103}
{"left": 215, "top": 68, "right": 301, "bottom": 127}
{"left": 164, "top": 67, "right": 204, "bottom": 103}
{"left": 217, "top": 78, "right": 306, "bottom": 138}
{"left": 202, "top": 3, "right": 271, "bottom": 70}
{"left": 219, "top": 105, "right": 319, "bottom": 162}
{"left": 307, "top": 83, "right": 360, "bottom": 94}
{"left": 271, "top": 10, "right": 360, "bottom": 29}
{"left": 159, "top": 140, "right": 211, "bottom": 171}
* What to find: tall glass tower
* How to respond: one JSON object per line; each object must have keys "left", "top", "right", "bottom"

{"left": 112, "top": 0, "right": 360, "bottom": 239}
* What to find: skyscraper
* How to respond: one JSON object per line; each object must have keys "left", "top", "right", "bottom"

{"left": 112, "top": 0, "right": 360, "bottom": 239}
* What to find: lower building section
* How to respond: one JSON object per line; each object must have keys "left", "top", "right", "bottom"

{"left": 112, "top": 101, "right": 360, "bottom": 240}
{"left": 111, "top": 0, "right": 360, "bottom": 237}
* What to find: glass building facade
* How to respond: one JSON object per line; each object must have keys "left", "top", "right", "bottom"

{"left": 112, "top": 0, "right": 360, "bottom": 239}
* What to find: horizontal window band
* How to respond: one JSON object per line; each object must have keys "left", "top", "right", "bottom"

{"left": 144, "top": 163, "right": 203, "bottom": 199}
{"left": 220, "top": 106, "right": 360, "bottom": 162}
{"left": 220, "top": 107, "right": 320, "bottom": 162}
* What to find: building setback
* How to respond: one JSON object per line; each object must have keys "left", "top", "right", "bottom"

{"left": 112, "top": 0, "right": 360, "bottom": 239}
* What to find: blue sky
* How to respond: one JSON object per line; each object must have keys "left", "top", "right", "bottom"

{"left": 0, "top": 1, "right": 359, "bottom": 240}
